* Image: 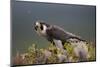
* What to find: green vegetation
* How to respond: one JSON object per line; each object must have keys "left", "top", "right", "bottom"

{"left": 13, "top": 42, "right": 96, "bottom": 66}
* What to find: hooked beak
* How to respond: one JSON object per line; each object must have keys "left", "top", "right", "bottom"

{"left": 34, "top": 25, "right": 38, "bottom": 31}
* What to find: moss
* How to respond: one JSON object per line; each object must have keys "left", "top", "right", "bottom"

{"left": 87, "top": 43, "right": 96, "bottom": 61}
{"left": 13, "top": 42, "right": 96, "bottom": 65}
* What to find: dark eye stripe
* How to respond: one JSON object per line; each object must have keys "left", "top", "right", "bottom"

{"left": 40, "top": 25, "right": 43, "bottom": 30}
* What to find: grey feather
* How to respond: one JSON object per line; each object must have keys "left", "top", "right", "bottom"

{"left": 46, "top": 25, "right": 85, "bottom": 43}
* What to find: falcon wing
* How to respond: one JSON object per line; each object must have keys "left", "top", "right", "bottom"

{"left": 46, "top": 25, "right": 85, "bottom": 42}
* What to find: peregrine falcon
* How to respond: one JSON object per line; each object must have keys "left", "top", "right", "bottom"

{"left": 34, "top": 20, "right": 88, "bottom": 61}
{"left": 34, "top": 20, "right": 86, "bottom": 44}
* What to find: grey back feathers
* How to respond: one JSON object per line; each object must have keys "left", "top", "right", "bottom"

{"left": 46, "top": 25, "right": 86, "bottom": 43}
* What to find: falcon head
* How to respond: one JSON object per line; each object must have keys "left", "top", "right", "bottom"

{"left": 34, "top": 20, "right": 50, "bottom": 36}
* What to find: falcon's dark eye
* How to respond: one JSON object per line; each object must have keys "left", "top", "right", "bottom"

{"left": 40, "top": 25, "right": 43, "bottom": 30}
